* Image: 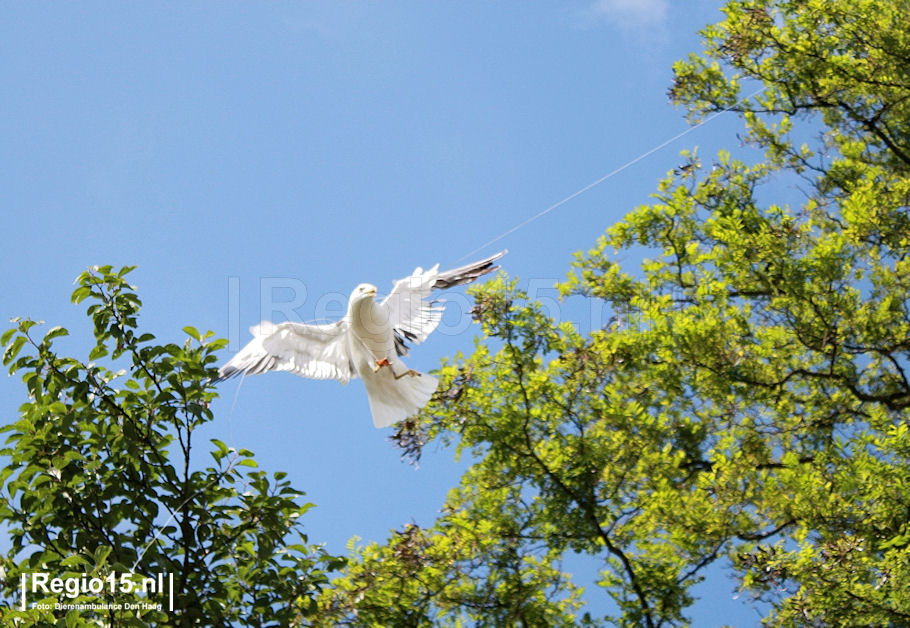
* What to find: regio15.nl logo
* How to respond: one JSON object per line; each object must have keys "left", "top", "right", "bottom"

{"left": 20, "top": 571, "right": 174, "bottom": 612}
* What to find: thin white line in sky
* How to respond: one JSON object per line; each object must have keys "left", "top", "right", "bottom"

{"left": 457, "top": 86, "right": 765, "bottom": 262}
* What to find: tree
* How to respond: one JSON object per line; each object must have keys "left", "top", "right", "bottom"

{"left": 320, "top": 1, "right": 910, "bottom": 625}
{"left": 0, "top": 266, "right": 342, "bottom": 626}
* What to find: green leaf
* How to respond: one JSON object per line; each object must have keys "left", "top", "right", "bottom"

{"left": 70, "top": 286, "right": 92, "bottom": 304}
{"left": 65, "top": 610, "right": 80, "bottom": 628}
{"left": 60, "top": 554, "right": 90, "bottom": 568}
{"left": 1, "top": 327, "right": 17, "bottom": 346}
{"left": 93, "top": 545, "right": 112, "bottom": 568}
{"left": 3, "top": 336, "right": 27, "bottom": 366}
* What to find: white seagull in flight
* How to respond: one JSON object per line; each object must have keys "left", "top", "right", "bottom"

{"left": 218, "top": 251, "right": 505, "bottom": 428}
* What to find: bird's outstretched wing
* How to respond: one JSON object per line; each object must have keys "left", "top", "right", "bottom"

{"left": 217, "top": 320, "right": 354, "bottom": 383}
{"left": 382, "top": 250, "right": 506, "bottom": 356}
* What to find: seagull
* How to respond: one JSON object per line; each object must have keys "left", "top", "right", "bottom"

{"left": 217, "top": 251, "right": 506, "bottom": 428}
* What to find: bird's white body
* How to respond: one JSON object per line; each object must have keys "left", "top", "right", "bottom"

{"left": 347, "top": 285, "right": 395, "bottom": 366}
{"left": 218, "top": 251, "right": 505, "bottom": 428}
{"left": 346, "top": 284, "right": 438, "bottom": 428}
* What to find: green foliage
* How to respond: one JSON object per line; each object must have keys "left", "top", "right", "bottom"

{"left": 4, "top": 2, "right": 908, "bottom": 625}
{"left": 321, "top": 1, "right": 910, "bottom": 626}
{"left": 0, "top": 266, "right": 340, "bottom": 626}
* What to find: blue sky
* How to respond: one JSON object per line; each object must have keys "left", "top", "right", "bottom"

{"left": 1, "top": 1, "right": 765, "bottom": 624}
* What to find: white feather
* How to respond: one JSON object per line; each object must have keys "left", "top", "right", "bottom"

{"left": 219, "top": 320, "right": 352, "bottom": 383}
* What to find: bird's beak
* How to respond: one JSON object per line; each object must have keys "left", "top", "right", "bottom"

{"left": 369, "top": 288, "right": 377, "bottom": 297}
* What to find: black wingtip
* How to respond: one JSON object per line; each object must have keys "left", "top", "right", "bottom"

{"left": 214, "top": 366, "right": 237, "bottom": 382}
{"left": 434, "top": 250, "right": 508, "bottom": 290}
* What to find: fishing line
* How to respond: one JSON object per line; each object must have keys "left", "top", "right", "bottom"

{"left": 457, "top": 85, "right": 766, "bottom": 262}
{"left": 227, "top": 370, "right": 245, "bottom": 445}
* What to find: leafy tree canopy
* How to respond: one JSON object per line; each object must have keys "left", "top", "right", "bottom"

{"left": 321, "top": 1, "right": 910, "bottom": 625}
{"left": 1, "top": 266, "right": 342, "bottom": 627}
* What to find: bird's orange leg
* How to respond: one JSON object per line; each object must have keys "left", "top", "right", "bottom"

{"left": 374, "top": 358, "right": 420, "bottom": 379}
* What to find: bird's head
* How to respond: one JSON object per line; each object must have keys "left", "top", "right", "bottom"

{"left": 350, "top": 283, "right": 378, "bottom": 305}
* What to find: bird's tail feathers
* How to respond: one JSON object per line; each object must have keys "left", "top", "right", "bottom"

{"left": 364, "top": 367, "right": 438, "bottom": 429}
